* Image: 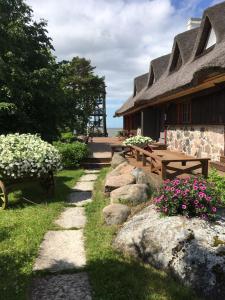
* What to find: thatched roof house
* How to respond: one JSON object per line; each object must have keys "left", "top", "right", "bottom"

{"left": 115, "top": 1, "right": 225, "bottom": 170}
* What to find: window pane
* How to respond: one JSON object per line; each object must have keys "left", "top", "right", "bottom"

{"left": 205, "top": 27, "right": 216, "bottom": 49}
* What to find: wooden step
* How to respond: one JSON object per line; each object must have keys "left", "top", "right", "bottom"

{"left": 220, "top": 156, "right": 225, "bottom": 164}
{"left": 86, "top": 157, "right": 111, "bottom": 164}
{"left": 81, "top": 162, "right": 111, "bottom": 169}
{"left": 210, "top": 161, "right": 225, "bottom": 173}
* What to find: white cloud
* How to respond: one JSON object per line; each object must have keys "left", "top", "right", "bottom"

{"left": 25, "top": 0, "right": 214, "bottom": 126}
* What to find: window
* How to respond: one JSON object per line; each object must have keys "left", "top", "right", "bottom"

{"left": 196, "top": 17, "right": 217, "bottom": 56}
{"left": 178, "top": 102, "right": 191, "bottom": 124}
{"left": 148, "top": 66, "right": 155, "bottom": 87}
{"left": 205, "top": 27, "right": 216, "bottom": 49}
{"left": 169, "top": 43, "right": 182, "bottom": 73}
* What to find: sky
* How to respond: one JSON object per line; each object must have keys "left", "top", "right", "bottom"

{"left": 26, "top": 0, "right": 223, "bottom": 128}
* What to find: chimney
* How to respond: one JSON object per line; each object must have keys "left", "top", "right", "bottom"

{"left": 187, "top": 18, "right": 201, "bottom": 30}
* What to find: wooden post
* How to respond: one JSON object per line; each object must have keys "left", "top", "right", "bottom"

{"left": 201, "top": 160, "right": 208, "bottom": 178}
{"left": 142, "top": 154, "right": 146, "bottom": 166}
{"left": 136, "top": 150, "right": 141, "bottom": 161}
{"left": 161, "top": 161, "right": 167, "bottom": 180}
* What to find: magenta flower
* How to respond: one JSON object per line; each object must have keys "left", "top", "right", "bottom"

{"left": 200, "top": 185, "right": 206, "bottom": 191}
{"left": 211, "top": 207, "right": 217, "bottom": 213}
{"left": 182, "top": 204, "right": 187, "bottom": 209}
{"left": 194, "top": 200, "right": 199, "bottom": 205}
{"left": 193, "top": 185, "right": 198, "bottom": 190}
{"left": 198, "top": 192, "right": 206, "bottom": 198}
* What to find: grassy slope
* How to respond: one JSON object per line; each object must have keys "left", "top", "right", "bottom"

{"left": 85, "top": 168, "right": 200, "bottom": 300}
{"left": 0, "top": 169, "right": 83, "bottom": 300}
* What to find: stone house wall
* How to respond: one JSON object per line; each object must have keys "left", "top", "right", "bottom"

{"left": 166, "top": 125, "right": 224, "bottom": 161}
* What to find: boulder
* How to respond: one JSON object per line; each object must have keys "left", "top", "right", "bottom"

{"left": 110, "top": 184, "right": 149, "bottom": 206}
{"left": 103, "top": 204, "right": 131, "bottom": 225}
{"left": 111, "top": 152, "right": 127, "bottom": 168}
{"left": 105, "top": 174, "right": 135, "bottom": 194}
{"left": 132, "top": 168, "right": 149, "bottom": 185}
{"left": 105, "top": 162, "right": 136, "bottom": 194}
{"left": 114, "top": 205, "right": 225, "bottom": 299}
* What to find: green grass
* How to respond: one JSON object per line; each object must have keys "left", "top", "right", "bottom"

{"left": 85, "top": 168, "right": 200, "bottom": 300}
{"left": 0, "top": 169, "right": 83, "bottom": 300}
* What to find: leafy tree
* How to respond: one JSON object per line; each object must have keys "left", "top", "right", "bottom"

{"left": 0, "top": 0, "right": 62, "bottom": 140}
{"left": 59, "top": 57, "right": 105, "bottom": 134}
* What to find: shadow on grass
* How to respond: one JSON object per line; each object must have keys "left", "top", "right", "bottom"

{"left": 5, "top": 174, "right": 75, "bottom": 210}
{"left": 87, "top": 257, "right": 199, "bottom": 300}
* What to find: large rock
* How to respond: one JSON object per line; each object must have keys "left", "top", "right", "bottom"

{"left": 103, "top": 204, "right": 131, "bottom": 225}
{"left": 114, "top": 205, "right": 225, "bottom": 299}
{"left": 105, "top": 162, "right": 136, "bottom": 194}
{"left": 110, "top": 184, "right": 149, "bottom": 206}
{"left": 111, "top": 152, "right": 127, "bottom": 168}
{"left": 132, "top": 168, "right": 149, "bottom": 185}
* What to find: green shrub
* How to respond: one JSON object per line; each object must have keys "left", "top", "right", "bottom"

{"left": 208, "top": 169, "right": 225, "bottom": 204}
{"left": 60, "top": 132, "right": 76, "bottom": 143}
{"left": 54, "top": 141, "right": 88, "bottom": 168}
{"left": 154, "top": 177, "right": 219, "bottom": 220}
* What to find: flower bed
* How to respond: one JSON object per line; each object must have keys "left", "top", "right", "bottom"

{"left": 0, "top": 134, "right": 61, "bottom": 179}
{"left": 154, "top": 177, "right": 219, "bottom": 219}
{"left": 123, "top": 135, "right": 152, "bottom": 148}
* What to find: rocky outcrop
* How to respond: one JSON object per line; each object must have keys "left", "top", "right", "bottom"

{"left": 114, "top": 205, "right": 225, "bottom": 299}
{"left": 111, "top": 152, "right": 127, "bottom": 168}
{"left": 105, "top": 162, "right": 136, "bottom": 194}
{"left": 110, "top": 184, "right": 149, "bottom": 206}
{"left": 103, "top": 204, "right": 131, "bottom": 225}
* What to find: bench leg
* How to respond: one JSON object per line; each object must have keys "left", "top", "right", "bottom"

{"left": 142, "top": 154, "right": 146, "bottom": 166}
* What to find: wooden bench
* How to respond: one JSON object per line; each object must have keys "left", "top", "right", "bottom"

{"left": 128, "top": 145, "right": 210, "bottom": 180}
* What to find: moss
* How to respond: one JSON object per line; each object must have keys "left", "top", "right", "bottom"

{"left": 213, "top": 236, "right": 225, "bottom": 247}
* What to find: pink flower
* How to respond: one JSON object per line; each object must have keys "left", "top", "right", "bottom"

{"left": 194, "top": 200, "right": 199, "bottom": 205}
{"left": 171, "top": 187, "right": 175, "bottom": 192}
{"left": 182, "top": 204, "right": 187, "bottom": 209}
{"left": 206, "top": 196, "right": 212, "bottom": 202}
{"left": 163, "top": 207, "right": 168, "bottom": 213}
{"left": 200, "top": 185, "right": 206, "bottom": 191}
{"left": 211, "top": 207, "right": 217, "bottom": 213}
{"left": 198, "top": 192, "right": 206, "bottom": 199}
{"left": 175, "top": 189, "right": 181, "bottom": 194}
{"left": 193, "top": 185, "right": 198, "bottom": 191}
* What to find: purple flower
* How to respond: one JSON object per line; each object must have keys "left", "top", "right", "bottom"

{"left": 182, "top": 204, "right": 187, "bottom": 209}
{"left": 194, "top": 199, "right": 199, "bottom": 205}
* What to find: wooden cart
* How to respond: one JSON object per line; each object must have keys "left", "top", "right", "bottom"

{"left": 0, "top": 171, "right": 55, "bottom": 209}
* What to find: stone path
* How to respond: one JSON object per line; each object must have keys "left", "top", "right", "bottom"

{"left": 31, "top": 169, "right": 100, "bottom": 300}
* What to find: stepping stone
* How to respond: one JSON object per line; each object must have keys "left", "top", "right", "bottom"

{"left": 84, "top": 169, "right": 100, "bottom": 174}
{"left": 72, "top": 181, "right": 94, "bottom": 192}
{"left": 79, "top": 174, "right": 98, "bottom": 182}
{"left": 55, "top": 207, "right": 86, "bottom": 229}
{"left": 33, "top": 230, "right": 86, "bottom": 272}
{"left": 30, "top": 272, "right": 92, "bottom": 300}
{"left": 67, "top": 191, "right": 92, "bottom": 206}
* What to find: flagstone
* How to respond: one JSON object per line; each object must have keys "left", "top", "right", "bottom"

{"left": 33, "top": 230, "right": 86, "bottom": 272}
{"left": 30, "top": 273, "right": 92, "bottom": 300}
{"left": 55, "top": 207, "right": 86, "bottom": 229}
{"left": 67, "top": 191, "right": 92, "bottom": 206}
{"left": 84, "top": 169, "right": 100, "bottom": 174}
{"left": 72, "top": 181, "right": 94, "bottom": 192}
{"left": 79, "top": 174, "right": 98, "bottom": 182}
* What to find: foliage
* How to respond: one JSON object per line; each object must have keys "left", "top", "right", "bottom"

{"left": 54, "top": 141, "right": 88, "bottom": 168}
{"left": 0, "top": 0, "right": 63, "bottom": 140}
{"left": 58, "top": 57, "right": 106, "bottom": 134}
{"left": 0, "top": 169, "right": 83, "bottom": 300}
{"left": 0, "top": 133, "right": 61, "bottom": 179}
{"left": 154, "top": 177, "right": 219, "bottom": 219}
{"left": 123, "top": 135, "right": 153, "bottom": 147}
{"left": 84, "top": 168, "right": 199, "bottom": 300}
{"left": 208, "top": 168, "right": 225, "bottom": 204}
{"left": 60, "top": 131, "right": 76, "bottom": 143}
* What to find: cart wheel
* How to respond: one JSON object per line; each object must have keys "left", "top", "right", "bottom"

{"left": 0, "top": 180, "right": 8, "bottom": 209}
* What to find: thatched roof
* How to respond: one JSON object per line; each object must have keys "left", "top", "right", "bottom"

{"left": 115, "top": 73, "right": 148, "bottom": 115}
{"left": 115, "top": 1, "right": 225, "bottom": 116}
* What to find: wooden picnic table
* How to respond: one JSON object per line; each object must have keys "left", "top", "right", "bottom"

{"left": 129, "top": 146, "right": 210, "bottom": 180}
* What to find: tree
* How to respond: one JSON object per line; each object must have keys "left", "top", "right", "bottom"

{"left": 0, "top": 0, "right": 62, "bottom": 140}
{"left": 59, "top": 57, "right": 106, "bottom": 134}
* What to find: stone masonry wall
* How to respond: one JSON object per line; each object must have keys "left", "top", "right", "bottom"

{"left": 167, "top": 125, "right": 224, "bottom": 161}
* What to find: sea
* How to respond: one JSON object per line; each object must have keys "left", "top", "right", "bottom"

{"left": 107, "top": 128, "right": 122, "bottom": 137}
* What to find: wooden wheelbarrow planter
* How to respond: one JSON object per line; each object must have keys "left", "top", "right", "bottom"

{"left": 0, "top": 171, "right": 55, "bottom": 209}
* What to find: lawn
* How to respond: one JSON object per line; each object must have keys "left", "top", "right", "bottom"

{"left": 85, "top": 168, "right": 200, "bottom": 300}
{"left": 0, "top": 169, "right": 83, "bottom": 300}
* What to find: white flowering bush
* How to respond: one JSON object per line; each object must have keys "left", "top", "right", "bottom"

{"left": 0, "top": 134, "right": 62, "bottom": 179}
{"left": 123, "top": 135, "right": 153, "bottom": 147}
